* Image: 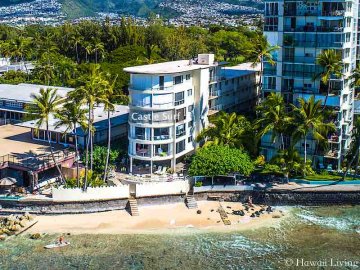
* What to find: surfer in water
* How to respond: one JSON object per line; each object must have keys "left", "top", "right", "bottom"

{"left": 58, "top": 235, "right": 65, "bottom": 245}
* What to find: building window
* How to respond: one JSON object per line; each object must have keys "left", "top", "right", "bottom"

{"left": 264, "top": 17, "right": 278, "bottom": 31}
{"left": 188, "top": 105, "right": 194, "bottom": 112}
{"left": 188, "top": 136, "right": 193, "bottom": 143}
{"left": 176, "top": 124, "right": 186, "bottom": 138}
{"left": 5, "top": 101, "right": 23, "bottom": 108}
{"left": 186, "top": 74, "right": 191, "bottom": 80}
{"left": 173, "top": 75, "right": 183, "bottom": 85}
{"left": 175, "top": 92, "right": 185, "bottom": 106}
{"left": 188, "top": 120, "right": 193, "bottom": 128}
{"left": 176, "top": 140, "right": 186, "bottom": 154}
{"left": 187, "top": 89, "right": 192, "bottom": 96}
{"left": 265, "top": 2, "right": 278, "bottom": 16}
{"left": 176, "top": 108, "right": 186, "bottom": 122}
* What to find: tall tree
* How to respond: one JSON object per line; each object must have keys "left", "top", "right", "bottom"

{"left": 292, "top": 96, "right": 335, "bottom": 165}
{"left": 256, "top": 93, "right": 292, "bottom": 150}
{"left": 71, "top": 64, "right": 107, "bottom": 189}
{"left": 247, "top": 34, "right": 279, "bottom": 94}
{"left": 315, "top": 49, "right": 343, "bottom": 107}
{"left": 343, "top": 118, "right": 360, "bottom": 180}
{"left": 55, "top": 102, "right": 88, "bottom": 187}
{"left": 196, "top": 111, "right": 251, "bottom": 150}
{"left": 27, "top": 88, "right": 65, "bottom": 184}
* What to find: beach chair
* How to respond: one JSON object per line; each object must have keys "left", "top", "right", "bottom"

{"left": 160, "top": 167, "right": 167, "bottom": 175}
{"left": 154, "top": 166, "right": 162, "bottom": 174}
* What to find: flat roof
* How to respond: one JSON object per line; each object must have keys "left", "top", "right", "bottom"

{"left": 124, "top": 60, "right": 226, "bottom": 75}
{"left": 0, "top": 83, "right": 74, "bottom": 103}
{"left": 223, "top": 63, "right": 260, "bottom": 79}
{"left": 18, "top": 104, "right": 129, "bottom": 133}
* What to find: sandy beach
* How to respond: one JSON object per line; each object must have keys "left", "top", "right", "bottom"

{"left": 27, "top": 201, "right": 286, "bottom": 235}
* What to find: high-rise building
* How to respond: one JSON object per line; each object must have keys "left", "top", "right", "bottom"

{"left": 124, "top": 54, "right": 260, "bottom": 174}
{"left": 263, "top": 0, "right": 359, "bottom": 169}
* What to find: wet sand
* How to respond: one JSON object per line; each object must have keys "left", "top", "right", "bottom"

{"left": 27, "top": 201, "right": 286, "bottom": 235}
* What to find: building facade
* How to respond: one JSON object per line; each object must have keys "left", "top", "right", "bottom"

{"left": 0, "top": 83, "right": 72, "bottom": 125}
{"left": 125, "top": 54, "right": 260, "bottom": 174}
{"left": 263, "top": 0, "right": 359, "bottom": 169}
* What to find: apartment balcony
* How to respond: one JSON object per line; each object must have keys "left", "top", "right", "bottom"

{"left": 284, "top": 40, "right": 344, "bottom": 48}
{"left": 209, "top": 75, "right": 226, "bottom": 84}
{"left": 324, "top": 149, "right": 340, "bottom": 159}
{"left": 321, "top": 10, "right": 345, "bottom": 16}
{"left": 135, "top": 149, "right": 151, "bottom": 158}
{"left": 263, "top": 68, "right": 276, "bottom": 76}
{"left": 284, "top": 10, "right": 320, "bottom": 16}
{"left": 328, "top": 134, "right": 340, "bottom": 143}
{"left": 283, "top": 56, "right": 315, "bottom": 64}
{"left": 208, "top": 105, "right": 223, "bottom": 116}
{"left": 153, "top": 134, "right": 171, "bottom": 141}
{"left": 294, "top": 93, "right": 340, "bottom": 107}
{"left": 284, "top": 25, "right": 344, "bottom": 33}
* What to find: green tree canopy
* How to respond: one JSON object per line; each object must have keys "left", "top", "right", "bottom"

{"left": 188, "top": 145, "right": 254, "bottom": 177}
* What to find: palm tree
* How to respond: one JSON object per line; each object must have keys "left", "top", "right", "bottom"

{"left": 84, "top": 43, "right": 93, "bottom": 63}
{"left": 93, "top": 41, "right": 105, "bottom": 64}
{"left": 349, "top": 64, "right": 360, "bottom": 98}
{"left": 71, "top": 64, "right": 107, "bottom": 189}
{"left": 27, "top": 88, "right": 65, "bottom": 184}
{"left": 55, "top": 102, "right": 88, "bottom": 187}
{"left": 292, "top": 96, "right": 336, "bottom": 165}
{"left": 315, "top": 49, "right": 343, "bottom": 107}
{"left": 255, "top": 93, "right": 292, "bottom": 150}
{"left": 247, "top": 34, "right": 279, "bottom": 94}
{"left": 196, "top": 111, "right": 251, "bottom": 149}
{"left": 343, "top": 118, "right": 360, "bottom": 180}
{"left": 271, "top": 146, "right": 302, "bottom": 181}
{"left": 70, "top": 34, "right": 82, "bottom": 63}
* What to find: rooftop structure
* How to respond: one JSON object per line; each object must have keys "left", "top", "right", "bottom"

{"left": 0, "top": 83, "right": 73, "bottom": 125}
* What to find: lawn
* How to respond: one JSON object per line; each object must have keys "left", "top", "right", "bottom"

{"left": 295, "top": 174, "right": 357, "bottom": 181}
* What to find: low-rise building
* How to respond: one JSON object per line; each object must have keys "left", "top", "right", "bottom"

{"left": 0, "top": 83, "right": 72, "bottom": 124}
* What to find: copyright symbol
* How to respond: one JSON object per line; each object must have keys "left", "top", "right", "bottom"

{"left": 284, "top": 258, "right": 294, "bottom": 267}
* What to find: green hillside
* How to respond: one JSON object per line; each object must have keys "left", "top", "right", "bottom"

{"left": 59, "top": 0, "right": 165, "bottom": 19}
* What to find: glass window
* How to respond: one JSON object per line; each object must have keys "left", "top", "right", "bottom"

{"left": 176, "top": 108, "right": 186, "bottom": 122}
{"left": 187, "top": 89, "right": 192, "bottom": 96}
{"left": 186, "top": 74, "right": 191, "bottom": 80}
{"left": 176, "top": 140, "right": 186, "bottom": 154}
{"left": 176, "top": 124, "right": 186, "bottom": 138}
{"left": 175, "top": 92, "right": 184, "bottom": 106}
{"left": 173, "top": 75, "right": 183, "bottom": 85}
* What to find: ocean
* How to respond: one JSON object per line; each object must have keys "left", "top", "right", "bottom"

{"left": 0, "top": 206, "right": 359, "bottom": 270}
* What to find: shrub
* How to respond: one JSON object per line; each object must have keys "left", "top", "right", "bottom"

{"left": 195, "top": 181, "right": 203, "bottom": 187}
{"left": 188, "top": 145, "right": 254, "bottom": 176}
{"left": 254, "top": 155, "right": 266, "bottom": 167}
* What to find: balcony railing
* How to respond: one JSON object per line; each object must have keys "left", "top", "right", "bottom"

{"left": 135, "top": 149, "right": 151, "bottom": 157}
{"left": 283, "top": 56, "right": 315, "bottom": 63}
{"left": 284, "top": 10, "right": 320, "bottom": 16}
{"left": 322, "top": 10, "right": 345, "bottom": 16}
{"left": 284, "top": 26, "right": 344, "bottom": 32}
{"left": 153, "top": 135, "right": 171, "bottom": 141}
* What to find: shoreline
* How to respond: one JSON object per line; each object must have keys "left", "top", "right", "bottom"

{"left": 25, "top": 201, "right": 287, "bottom": 235}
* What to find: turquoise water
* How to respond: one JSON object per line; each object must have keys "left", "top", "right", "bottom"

{"left": 0, "top": 195, "right": 22, "bottom": 201}
{"left": 292, "top": 179, "right": 360, "bottom": 185}
{"left": 0, "top": 206, "right": 359, "bottom": 269}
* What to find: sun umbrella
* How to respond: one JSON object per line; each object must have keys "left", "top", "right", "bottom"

{"left": 0, "top": 177, "right": 17, "bottom": 187}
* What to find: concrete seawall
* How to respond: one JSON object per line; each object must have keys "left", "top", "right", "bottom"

{"left": 1, "top": 190, "right": 359, "bottom": 215}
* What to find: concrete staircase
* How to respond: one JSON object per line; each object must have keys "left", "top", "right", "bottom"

{"left": 128, "top": 198, "right": 139, "bottom": 216}
{"left": 185, "top": 194, "right": 198, "bottom": 209}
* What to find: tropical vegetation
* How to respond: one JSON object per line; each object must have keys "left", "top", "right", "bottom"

{"left": 188, "top": 145, "right": 254, "bottom": 177}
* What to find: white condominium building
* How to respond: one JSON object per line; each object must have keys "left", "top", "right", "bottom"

{"left": 124, "top": 54, "right": 259, "bottom": 174}
{"left": 263, "top": 0, "right": 359, "bottom": 170}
